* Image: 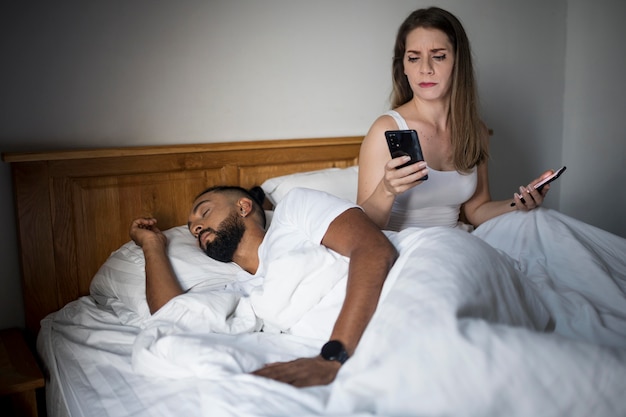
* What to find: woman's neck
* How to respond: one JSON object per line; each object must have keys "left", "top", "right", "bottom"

{"left": 411, "top": 96, "right": 450, "bottom": 132}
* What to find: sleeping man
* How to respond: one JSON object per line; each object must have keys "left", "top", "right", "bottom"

{"left": 129, "top": 185, "right": 398, "bottom": 387}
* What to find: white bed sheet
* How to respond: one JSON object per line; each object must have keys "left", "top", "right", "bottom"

{"left": 38, "top": 212, "right": 626, "bottom": 417}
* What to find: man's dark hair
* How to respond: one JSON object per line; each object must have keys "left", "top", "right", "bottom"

{"left": 195, "top": 185, "right": 267, "bottom": 228}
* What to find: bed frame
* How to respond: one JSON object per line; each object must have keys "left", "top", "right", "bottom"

{"left": 2, "top": 136, "right": 363, "bottom": 341}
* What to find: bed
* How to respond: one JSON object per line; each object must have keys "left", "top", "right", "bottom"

{"left": 3, "top": 136, "right": 626, "bottom": 417}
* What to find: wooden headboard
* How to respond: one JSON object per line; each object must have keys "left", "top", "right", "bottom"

{"left": 2, "top": 136, "right": 363, "bottom": 340}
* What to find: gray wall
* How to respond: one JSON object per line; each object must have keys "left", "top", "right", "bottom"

{"left": 561, "top": 0, "right": 626, "bottom": 233}
{"left": 0, "top": 0, "right": 624, "bottom": 329}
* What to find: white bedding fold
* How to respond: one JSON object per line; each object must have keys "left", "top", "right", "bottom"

{"left": 131, "top": 226, "right": 550, "bottom": 382}
{"left": 473, "top": 208, "right": 626, "bottom": 347}
{"left": 249, "top": 245, "right": 348, "bottom": 336}
{"left": 39, "top": 211, "right": 626, "bottom": 417}
{"left": 326, "top": 226, "right": 626, "bottom": 416}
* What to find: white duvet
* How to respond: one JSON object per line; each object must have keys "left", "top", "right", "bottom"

{"left": 38, "top": 209, "right": 626, "bottom": 417}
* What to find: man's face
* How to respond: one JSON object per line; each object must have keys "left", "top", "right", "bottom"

{"left": 199, "top": 210, "right": 245, "bottom": 262}
{"left": 188, "top": 191, "right": 246, "bottom": 263}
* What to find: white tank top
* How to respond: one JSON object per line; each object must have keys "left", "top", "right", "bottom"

{"left": 384, "top": 110, "right": 478, "bottom": 230}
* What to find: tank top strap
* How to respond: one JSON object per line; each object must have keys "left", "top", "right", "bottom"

{"left": 384, "top": 110, "right": 410, "bottom": 130}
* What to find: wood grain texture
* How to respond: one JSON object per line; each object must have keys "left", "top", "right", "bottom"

{"left": 2, "top": 136, "right": 363, "bottom": 339}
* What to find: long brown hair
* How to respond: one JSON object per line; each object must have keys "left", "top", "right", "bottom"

{"left": 391, "top": 7, "right": 488, "bottom": 171}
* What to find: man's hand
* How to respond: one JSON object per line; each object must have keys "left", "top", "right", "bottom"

{"left": 129, "top": 217, "right": 167, "bottom": 249}
{"left": 252, "top": 356, "right": 341, "bottom": 387}
{"left": 253, "top": 207, "right": 395, "bottom": 389}
{"left": 129, "top": 217, "right": 182, "bottom": 314}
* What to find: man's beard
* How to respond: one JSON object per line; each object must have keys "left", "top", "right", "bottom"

{"left": 199, "top": 211, "right": 246, "bottom": 263}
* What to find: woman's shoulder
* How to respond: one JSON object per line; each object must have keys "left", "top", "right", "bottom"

{"left": 376, "top": 106, "right": 416, "bottom": 129}
{"left": 364, "top": 104, "right": 423, "bottom": 143}
{"left": 367, "top": 112, "right": 402, "bottom": 135}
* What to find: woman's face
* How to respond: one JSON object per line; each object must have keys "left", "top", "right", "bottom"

{"left": 403, "top": 27, "right": 455, "bottom": 102}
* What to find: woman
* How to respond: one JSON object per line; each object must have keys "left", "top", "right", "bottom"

{"left": 357, "top": 6, "right": 626, "bottom": 348}
{"left": 357, "top": 6, "right": 552, "bottom": 231}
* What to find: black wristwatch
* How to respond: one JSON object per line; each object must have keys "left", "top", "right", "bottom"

{"left": 320, "top": 340, "right": 349, "bottom": 365}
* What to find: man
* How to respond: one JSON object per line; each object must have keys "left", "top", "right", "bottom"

{"left": 129, "top": 186, "right": 398, "bottom": 387}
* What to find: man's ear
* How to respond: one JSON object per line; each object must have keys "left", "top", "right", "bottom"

{"left": 238, "top": 198, "right": 254, "bottom": 217}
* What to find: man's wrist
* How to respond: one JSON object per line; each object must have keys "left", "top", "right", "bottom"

{"left": 141, "top": 239, "right": 167, "bottom": 256}
{"left": 320, "top": 340, "right": 350, "bottom": 365}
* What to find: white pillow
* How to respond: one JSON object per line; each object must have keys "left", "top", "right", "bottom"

{"left": 89, "top": 226, "right": 242, "bottom": 319}
{"left": 261, "top": 166, "right": 358, "bottom": 206}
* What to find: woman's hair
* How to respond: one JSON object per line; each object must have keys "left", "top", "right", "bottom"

{"left": 390, "top": 7, "right": 488, "bottom": 171}
{"left": 194, "top": 185, "right": 267, "bottom": 228}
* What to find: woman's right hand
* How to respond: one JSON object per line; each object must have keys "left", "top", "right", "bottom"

{"left": 382, "top": 157, "right": 428, "bottom": 196}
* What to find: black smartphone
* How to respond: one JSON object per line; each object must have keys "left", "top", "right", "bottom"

{"left": 511, "top": 166, "right": 567, "bottom": 206}
{"left": 384, "top": 129, "right": 428, "bottom": 180}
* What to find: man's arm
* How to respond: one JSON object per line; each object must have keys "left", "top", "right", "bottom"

{"left": 252, "top": 208, "right": 398, "bottom": 386}
{"left": 321, "top": 208, "right": 398, "bottom": 355}
{"left": 129, "top": 217, "right": 184, "bottom": 314}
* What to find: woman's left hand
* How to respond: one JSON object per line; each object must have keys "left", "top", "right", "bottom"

{"left": 511, "top": 170, "right": 554, "bottom": 210}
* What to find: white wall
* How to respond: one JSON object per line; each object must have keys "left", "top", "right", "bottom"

{"left": 0, "top": 0, "right": 623, "bottom": 329}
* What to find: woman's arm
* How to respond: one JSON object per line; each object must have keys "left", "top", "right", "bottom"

{"left": 461, "top": 162, "right": 518, "bottom": 226}
{"left": 357, "top": 115, "right": 428, "bottom": 228}
{"left": 463, "top": 154, "right": 556, "bottom": 227}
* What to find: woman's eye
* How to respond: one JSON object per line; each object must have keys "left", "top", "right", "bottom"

{"left": 433, "top": 54, "right": 446, "bottom": 61}
{"left": 407, "top": 56, "right": 419, "bottom": 63}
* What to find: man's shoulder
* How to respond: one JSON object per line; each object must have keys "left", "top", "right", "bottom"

{"left": 279, "top": 187, "right": 357, "bottom": 210}
{"left": 279, "top": 187, "right": 323, "bottom": 206}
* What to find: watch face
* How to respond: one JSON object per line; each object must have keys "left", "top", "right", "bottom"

{"left": 321, "top": 340, "right": 349, "bottom": 364}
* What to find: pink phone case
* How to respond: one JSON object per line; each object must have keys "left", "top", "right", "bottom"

{"left": 511, "top": 166, "right": 566, "bottom": 206}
